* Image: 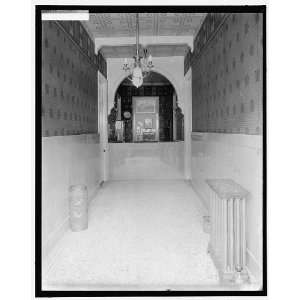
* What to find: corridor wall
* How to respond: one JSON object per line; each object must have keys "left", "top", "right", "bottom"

{"left": 191, "top": 133, "right": 262, "bottom": 283}
{"left": 41, "top": 21, "right": 106, "bottom": 136}
{"left": 41, "top": 21, "right": 106, "bottom": 262}
{"left": 42, "top": 134, "right": 102, "bottom": 261}
{"left": 190, "top": 13, "right": 264, "bottom": 284}
{"left": 108, "top": 142, "right": 184, "bottom": 180}
{"left": 191, "top": 13, "right": 263, "bottom": 135}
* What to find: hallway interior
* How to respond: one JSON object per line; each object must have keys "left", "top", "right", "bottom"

{"left": 40, "top": 11, "right": 264, "bottom": 292}
{"left": 43, "top": 180, "right": 220, "bottom": 290}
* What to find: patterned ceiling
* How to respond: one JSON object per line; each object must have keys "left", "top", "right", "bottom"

{"left": 83, "top": 13, "right": 207, "bottom": 38}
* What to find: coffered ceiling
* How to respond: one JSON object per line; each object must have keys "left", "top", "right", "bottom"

{"left": 83, "top": 13, "right": 207, "bottom": 38}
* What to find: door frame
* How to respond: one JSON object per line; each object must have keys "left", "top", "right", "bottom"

{"left": 98, "top": 71, "right": 109, "bottom": 181}
{"left": 132, "top": 96, "right": 159, "bottom": 142}
{"left": 183, "top": 68, "right": 192, "bottom": 180}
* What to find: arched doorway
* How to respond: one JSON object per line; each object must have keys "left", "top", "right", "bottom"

{"left": 108, "top": 71, "right": 184, "bottom": 143}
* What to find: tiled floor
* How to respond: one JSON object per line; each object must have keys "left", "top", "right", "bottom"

{"left": 43, "top": 180, "right": 219, "bottom": 290}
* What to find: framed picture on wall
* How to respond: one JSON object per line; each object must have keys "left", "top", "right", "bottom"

{"left": 135, "top": 97, "right": 156, "bottom": 113}
{"left": 144, "top": 118, "right": 153, "bottom": 129}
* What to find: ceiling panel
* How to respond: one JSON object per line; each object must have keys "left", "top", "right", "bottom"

{"left": 83, "top": 13, "right": 206, "bottom": 38}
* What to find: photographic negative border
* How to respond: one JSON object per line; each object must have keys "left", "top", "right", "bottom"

{"left": 35, "top": 4, "right": 267, "bottom": 297}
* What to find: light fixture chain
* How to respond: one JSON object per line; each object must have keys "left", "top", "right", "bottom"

{"left": 122, "top": 12, "right": 154, "bottom": 88}
{"left": 136, "top": 13, "right": 139, "bottom": 59}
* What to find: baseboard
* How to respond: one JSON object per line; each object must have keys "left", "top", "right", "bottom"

{"left": 88, "top": 180, "right": 104, "bottom": 205}
{"left": 42, "top": 215, "right": 69, "bottom": 261}
{"left": 42, "top": 180, "right": 104, "bottom": 276}
{"left": 209, "top": 247, "right": 262, "bottom": 286}
{"left": 42, "top": 216, "right": 69, "bottom": 277}
{"left": 189, "top": 179, "right": 209, "bottom": 216}
{"left": 246, "top": 248, "right": 263, "bottom": 285}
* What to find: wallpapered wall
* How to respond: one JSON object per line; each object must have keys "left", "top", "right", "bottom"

{"left": 191, "top": 13, "right": 263, "bottom": 135}
{"left": 41, "top": 21, "right": 107, "bottom": 137}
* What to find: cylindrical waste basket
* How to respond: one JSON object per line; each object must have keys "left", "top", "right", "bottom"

{"left": 69, "top": 184, "right": 88, "bottom": 231}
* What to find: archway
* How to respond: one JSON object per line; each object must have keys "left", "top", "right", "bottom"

{"left": 109, "top": 66, "right": 184, "bottom": 112}
{"left": 108, "top": 71, "right": 184, "bottom": 143}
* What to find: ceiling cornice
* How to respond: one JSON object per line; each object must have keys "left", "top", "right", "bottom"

{"left": 95, "top": 35, "right": 194, "bottom": 53}
{"left": 99, "top": 43, "right": 190, "bottom": 59}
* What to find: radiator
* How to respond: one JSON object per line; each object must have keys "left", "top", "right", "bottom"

{"left": 206, "top": 179, "right": 249, "bottom": 283}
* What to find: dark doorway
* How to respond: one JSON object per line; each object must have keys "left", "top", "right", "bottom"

{"left": 108, "top": 72, "right": 184, "bottom": 143}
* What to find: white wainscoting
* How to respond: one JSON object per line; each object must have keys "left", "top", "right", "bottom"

{"left": 191, "top": 132, "right": 263, "bottom": 284}
{"left": 108, "top": 142, "right": 185, "bottom": 180}
{"left": 42, "top": 134, "right": 103, "bottom": 263}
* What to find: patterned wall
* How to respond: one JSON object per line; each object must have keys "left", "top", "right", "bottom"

{"left": 41, "top": 21, "right": 106, "bottom": 137}
{"left": 191, "top": 13, "right": 263, "bottom": 135}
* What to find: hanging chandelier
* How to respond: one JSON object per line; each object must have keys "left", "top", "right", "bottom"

{"left": 122, "top": 13, "right": 154, "bottom": 88}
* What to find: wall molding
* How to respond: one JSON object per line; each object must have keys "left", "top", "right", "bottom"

{"left": 55, "top": 21, "right": 99, "bottom": 70}
{"left": 191, "top": 132, "right": 263, "bottom": 150}
{"left": 53, "top": 21, "right": 107, "bottom": 77}
{"left": 192, "top": 13, "right": 230, "bottom": 62}
{"left": 95, "top": 35, "right": 194, "bottom": 52}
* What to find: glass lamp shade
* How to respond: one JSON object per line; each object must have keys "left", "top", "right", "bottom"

{"left": 132, "top": 66, "right": 143, "bottom": 88}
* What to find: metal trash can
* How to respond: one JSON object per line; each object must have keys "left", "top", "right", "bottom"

{"left": 69, "top": 184, "right": 88, "bottom": 231}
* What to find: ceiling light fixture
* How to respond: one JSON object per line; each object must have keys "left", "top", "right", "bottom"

{"left": 122, "top": 13, "right": 154, "bottom": 88}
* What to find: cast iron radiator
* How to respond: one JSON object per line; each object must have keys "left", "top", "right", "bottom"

{"left": 206, "top": 179, "right": 249, "bottom": 282}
